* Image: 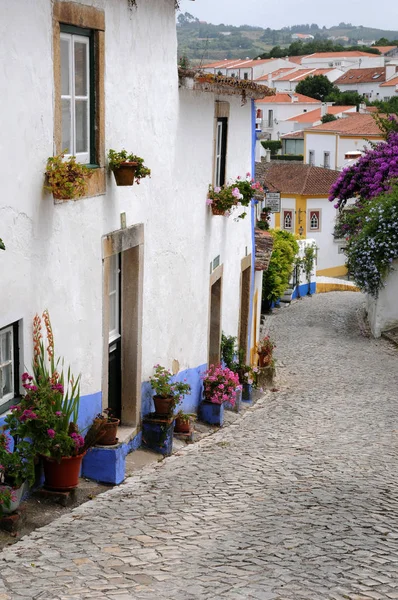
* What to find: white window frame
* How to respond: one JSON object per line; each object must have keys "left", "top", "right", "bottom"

{"left": 109, "top": 254, "right": 121, "bottom": 344}
{"left": 309, "top": 150, "right": 315, "bottom": 166}
{"left": 0, "top": 326, "right": 14, "bottom": 407}
{"left": 60, "top": 32, "right": 90, "bottom": 164}
{"left": 324, "top": 151, "right": 331, "bottom": 169}
{"left": 215, "top": 121, "right": 223, "bottom": 187}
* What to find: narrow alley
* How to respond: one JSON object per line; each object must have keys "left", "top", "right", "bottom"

{"left": 2, "top": 292, "right": 398, "bottom": 600}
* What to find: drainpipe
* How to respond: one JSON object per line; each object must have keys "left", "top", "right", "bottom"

{"left": 248, "top": 98, "right": 256, "bottom": 361}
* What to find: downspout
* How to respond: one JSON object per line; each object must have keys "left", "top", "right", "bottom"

{"left": 247, "top": 98, "right": 256, "bottom": 360}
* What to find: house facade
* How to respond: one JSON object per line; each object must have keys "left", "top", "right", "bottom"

{"left": 202, "top": 58, "right": 298, "bottom": 81}
{"left": 304, "top": 114, "right": 383, "bottom": 171}
{"left": 301, "top": 51, "right": 385, "bottom": 71}
{"left": 0, "top": 0, "right": 267, "bottom": 473}
{"left": 272, "top": 68, "right": 344, "bottom": 92}
{"left": 256, "top": 161, "right": 346, "bottom": 277}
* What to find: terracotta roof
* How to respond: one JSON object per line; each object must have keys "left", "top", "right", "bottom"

{"left": 255, "top": 68, "right": 294, "bottom": 82}
{"left": 334, "top": 67, "right": 386, "bottom": 85}
{"left": 287, "top": 56, "right": 307, "bottom": 64}
{"left": 178, "top": 69, "right": 274, "bottom": 100}
{"left": 281, "top": 130, "right": 304, "bottom": 139}
{"left": 275, "top": 68, "right": 334, "bottom": 82}
{"left": 256, "top": 162, "right": 340, "bottom": 196}
{"left": 373, "top": 46, "right": 397, "bottom": 54}
{"left": 308, "top": 113, "right": 382, "bottom": 135}
{"left": 256, "top": 92, "right": 320, "bottom": 104}
{"left": 202, "top": 58, "right": 276, "bottom": 70}
{"left": 380, "top": 74, "right": 398, "bottom": 87}
{"left": 286, "top": 105, "right": 356, "bottom": 123}
{"left": 201, "top": 59, "right": 241, "bottom": 69}
{"left": 305, "top": 51, "right": 380, "bottom": 59}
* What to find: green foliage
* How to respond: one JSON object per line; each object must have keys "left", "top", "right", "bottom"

{"left": 0, "top": 433, "right": 35, "bottom": 488}
{"left": 262, "top": 229, "right": 299, "bottom": 304}
{"left": 260, "top": 39, "right": 382, "bottom": 59}
{"left": 107, "top": 149, "right": 151, "bottom": 182}
{"left": 45, "top": 152, "right": 92, "bottom": 200}
{"left": 295, "top": 75, "right": 337, "bottom": 102}
{"left": 371, "top": 96, "right": 398, "bottom": 117}
{"left": 149, "top": 365, "right": 191, "bottom": 412}
{"left": 321, "top": 113, "right": 338, "bottom": 123}
{"left": 221, "top": 333, "right": 237, "bottom": 370}
{"left": 299, "top": 243, "right": 317, "bottom": 283}
{"left": 326, "top": 90, "right": 365, "bottom": 106}
{"left": 261, "top": 140, "right": 282, "bottom": 154}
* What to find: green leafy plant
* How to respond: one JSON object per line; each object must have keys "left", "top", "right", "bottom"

{"left": 261, "top": 140, "right": 282, "bottom": 154}
{"left": 107, "top": 149, "right": 151, "bottom": 183}
{"left": 302, "top": 243, "right": 317, "bottom": 284}
{"left": 0, "top": 433, "right": 35, "bottom": 489}
{"left": 175, "top": 410, "right": 196, "bottom": 423}
{"left": 262, "top": 229, "right": 299, "bottom": 308}
{"left": 321, "top": 113, "right": 338, "bottom": 124}
{"left": 149, "top": 365, "right": 191, "bottom": 412}
{"left": 45, "top": 152, "right": 92, "bottom": 200}
{"left": 221, "top": 333, "right": 237, "bottom": 370}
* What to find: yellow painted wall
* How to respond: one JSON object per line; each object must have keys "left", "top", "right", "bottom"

{"left": 316, "top": 265, "right": 348, "bottom": 277}
{"left": 317, "top": 283, "right": 360, "bottom": 293}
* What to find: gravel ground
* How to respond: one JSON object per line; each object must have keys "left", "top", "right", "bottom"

{"left": 1, "top": 292, "right": 398, "bottom": 600}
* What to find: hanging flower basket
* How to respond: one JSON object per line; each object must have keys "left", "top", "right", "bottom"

{"left": 112, "top": 162, "right": 138, "bottom": 186}
{"left": 211, "top": 205, "right": 227, "bottom": 216}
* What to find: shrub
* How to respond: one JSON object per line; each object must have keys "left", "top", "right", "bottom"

{"left": 262, "top": 229, "right": 299, "bottom": 306}
{"left": 261, "top": 140, "right": 282, "bottom": 154}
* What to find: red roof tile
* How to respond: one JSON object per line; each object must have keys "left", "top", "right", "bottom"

{"left": 275, "top": 68, "right": 334, "bottom": 82}
{"left": 372, "top": 46, "right": 397, "bottom": 54}
{"left": 287, "top": 105, "right": 356, "bottom": 123}
{"left": 305, "top": 51, "right": 380, "bottom": 59}
{"left": 256, "top": 162, "right": 340, "bottom": 195}
{"left": 380, "top": 74, "right": 398, "bottom": 87}
{"left": 334, "top": 67, "right": 386, "bottom": 85}
{"left": 308, "top": 113, "right": 382, "bottom": 136}
{"left": 256, "top": 92, "right": 320, "bottom": 104}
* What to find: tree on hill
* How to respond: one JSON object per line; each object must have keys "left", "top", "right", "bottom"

{"left": 373, "top": 37, "right": 398, "bottom": 46}
{"left": 296, "top": 75, "right": 337, "bottom": 101}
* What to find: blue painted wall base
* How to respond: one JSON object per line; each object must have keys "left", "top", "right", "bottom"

{"left": 82, "top": 431, "right": 142, "bottom": 485}
{"left": 200, "top": 401, "right": 224, "bottom": 426}
{"left": 292, "top": 282, "right": 316, "bottom": 299}
{"left": 225, "top": 388, "right": 242, "bottom": 413}
{"left": 142, "top": 417, "right": 174, "bottom": 456}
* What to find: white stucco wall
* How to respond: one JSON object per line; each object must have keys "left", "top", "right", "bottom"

{"left": 256, "top": 100, "right": 321, "bottom": 141}
{"left": 302, "top": 56, "right": 384, "bottom": 70}
{"left": 305, "top": 133, "right": 337, "bottom": 169}
{"left": 367, "top": 261, "right": 398, "bottom": 337}
{"left": 336, "top": 81, "right": 384, "bottom": 101}
{"left": 306, "top": 198, "right": 345, "bottom": 273}
{"left": 0, "top": 0, "right": 257, "bottom": 404}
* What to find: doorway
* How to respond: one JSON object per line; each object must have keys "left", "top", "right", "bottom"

{"left": 108, "top": 253, "right": 121, "bottom": 419}
{"left": 239, "top": 264, "right": 251, "bottom": 361}
{"left": 208, "top": 269, "right": 223, "bottom": 366}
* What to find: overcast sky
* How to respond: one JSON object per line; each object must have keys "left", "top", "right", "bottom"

{"left": 178, "top": 0, "right": 398, "bottom": 31}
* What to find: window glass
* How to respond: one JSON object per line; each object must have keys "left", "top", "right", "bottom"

{"left": 0, "top": 326, "right": 14, "bottom": 406}
{"left": 61, "top": 99, "right": 72, "bottom": 153}
{"left": 74, "top": 40, "right": 88, "bottom": 96}
{"left": 284, "top": 211, "right": 293, "bottom": 229}
{"left": 61, "top": 38, "right": 70, "bottom": 95}
{"left": 75, "top": 100, "right": 88, "bottom": 153}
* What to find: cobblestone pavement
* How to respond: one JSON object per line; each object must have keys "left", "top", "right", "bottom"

{"left": 2, "top": 292, "right": 398, "bottom": 600}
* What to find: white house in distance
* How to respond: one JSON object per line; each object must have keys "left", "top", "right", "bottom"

{"left": 334, "top": 65, "right": 398, "bottom": 101}
{"left": 271, "top": 68, "right": 344, "bottom": 92}
{"left": 255, "top": 92, "right": 321, "bottom": 140}
{"left": 284, "top": 104, "right": 356, "bottom": 133}
{"left": 201, "top": 57, "right": 298, "bottom": 81}
{"left": 379, "top": 71, "right": 398, "bottom": 100}
{"left": 304, "top": 113, "right": 383, "bottom": 170}
{"left": 255, "top": 161, "right": 346, "bottom": 277}
{"left": 0, "top": 0, "right": 269, "bottom": 481}
{"left": 301, "top": 51, "right": 385, "bottom": 71}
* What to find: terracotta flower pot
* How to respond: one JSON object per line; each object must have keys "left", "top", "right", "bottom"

{"left": 211, "top": 205, "right": 227, "bottom": 216}
{"left": 42, "top": 453, "right": 86, "bottom": 492}
{"left": 258, "top": 352, "right": 272, "bottom": 367}
{"left": 174, "top": 416, "right": 191, "bottom": 434}
{"left": 96, "top": 418, "right": 120, "bottom": 446}
{"left": 112, "top": 162, "right": 138, "bottom": 186}
{"left": 153, "top": 395, "right": 174, "bottom": 416}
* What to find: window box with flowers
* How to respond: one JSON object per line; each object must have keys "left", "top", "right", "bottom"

{"left": 206, "top": 174, "right": 263, "bottom": 219}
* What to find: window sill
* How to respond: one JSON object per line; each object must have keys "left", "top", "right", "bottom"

{"left": 0, "top": 396, "right": 21, "bottom": 417}
{"left": 53, "top": 166, "right": 106, "bottom": 204}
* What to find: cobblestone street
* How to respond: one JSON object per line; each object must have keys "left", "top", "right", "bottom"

{"left": 2, "top": 292, "right": 398, "bottom": 600}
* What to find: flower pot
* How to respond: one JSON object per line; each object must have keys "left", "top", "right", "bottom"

{"left": 142, "top": 416, "right": 174, "bottom": 456}
{"left": 1, "top": 481, "right": 29, "bottom": 515}
{"left": 42, "top": 453, "right": 86, "bottom": 492}
{"left": 258, "top": 352, "right": 272, "bottom": 368}
{"left": 174, "top": 416, "right": 191, "bottom": 434}
{"left": 242, "top": 383, "right": 252, "bottom": 402}
{"left": 153, "top": 395, "right": 174, "bottom": 416}
{"left": 200, "top": 400, "right": 225, "bottom": 426}
{"left": 112, "top": 162, "right": 138, "bottom": 186}
{"left": 95, "top": 418, "right": 120, "bottom": 446}
{"left": 211, "top": 205, "right": 227, "bottom": 216}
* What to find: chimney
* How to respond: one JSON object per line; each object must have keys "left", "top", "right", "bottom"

{"left": 358, "top": 102, "right": 366, "bottom": 113}
{"left": 321, "top": 103, "right": 327, "bottom": 117}
{"left": 386, "top": 64, "right": 397, "bottom": 81}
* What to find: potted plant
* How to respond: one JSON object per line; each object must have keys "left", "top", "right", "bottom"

{"left": 200, "top": 365, "right": 240, "bottom": 426}
{"left": 206, "top": 183, "right": 238, "bottom": 216}
{"left": 256, "top": 336, "right": 276, "bottom": 367}
{"left": 0, "top": 433, "right": 35, "bottom": 515}
{"left": 108, "top": 149, "right": 151, "bottom": 186}
{"left": 149, "top": 365, "right": 191, "bottom": 417}
{"left": 5, "top": 311, "right": 102, "bottom": 492}
{"left": 94, "top": 408, "right": 120, "bottom": 446}
{"left": 174, "top": 411, "right": 196, "bottom": 434}
{"left": 45, "top": 151, "right": 93, "bottom": 200}
{"left": 233, "top": 173, "right": 263, "bottom": 207}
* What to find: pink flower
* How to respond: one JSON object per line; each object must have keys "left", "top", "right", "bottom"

{"left": 214, "top": 186, "right": 221, "bottom": 193}
{"left": 55, "top": 411, "right": 63, "bottom": 417}
{"left": 206, "top": 198, "right": 213, "bottom": 206}
{"left": 246, "top": 172, "right": 251, "bottom": 177}
{"left": 21, "top": 372, "right": 30, "bottom": 382}
{"left": 47, "top": 429, "right": 56, "bottom": 439}
{"left": 70, "top": 433, "right": 84, "bottom": 449}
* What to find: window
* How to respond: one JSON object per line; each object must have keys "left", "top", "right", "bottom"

{"left": 309, "top": 150, "right": 315, "bottom": 166}
{"left": 283, "top": 210, "right": 293, "bottom": 230}
{"left": 267, "top": 109, "right": 274, "bottom": 128}
{"left": 243, "top": 72, "right": 248, "bottom": 80}
{"left": 0, "top": 323, "right": 19, "bottom": 411}
{"left": 215, "top": 117, "right": 228, "bottom": 187}
{"left": 324, "top": 151, "right": 331, "bottom": 169}
{"left": 309, "top": 210, "right": 321, "bottom": 231}
{"left": 61, "top": 26, "right": 93, "bottom": 164}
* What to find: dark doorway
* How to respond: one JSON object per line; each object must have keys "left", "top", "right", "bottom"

{"left": 239, "top": 266, "right": 251, "bottom": 361}
{"left": 108, "top": 253, "right": 121, "bottom": 419}
{"left": 209, "top": 277, "right": 222, "bottom": 365}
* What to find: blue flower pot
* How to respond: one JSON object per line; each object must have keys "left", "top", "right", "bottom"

{"left": 242, "top": 383, "right": 252, "bottom": 402}
{"left": 200, "top": 400, "right": 224, "bottom": 426}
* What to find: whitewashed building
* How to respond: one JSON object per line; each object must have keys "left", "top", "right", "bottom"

{"left": 202, "top": 58, "right": 298, "bottom": 81}
{"left": 0, "top": 0, "right": 268, "bottom": 473}
{"left": 301, "top": 51, "right": 385, "bottom": 71}
{"left": 271, "top": 68, "right": 344, "bottom": 92}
